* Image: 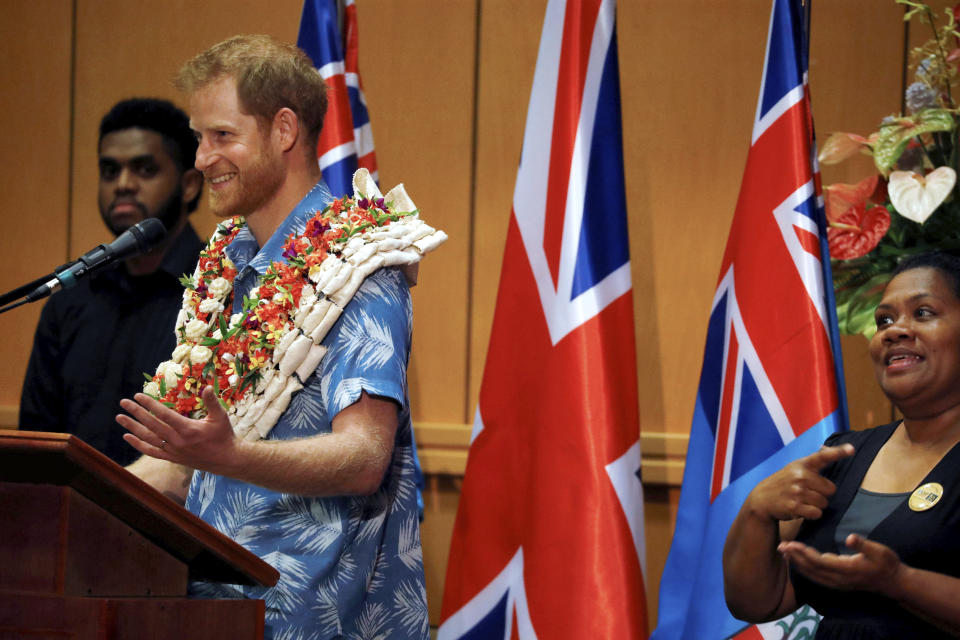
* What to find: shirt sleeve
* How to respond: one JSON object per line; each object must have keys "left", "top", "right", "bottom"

{"left": 317, "top": 267, "right": 413, "bottom": 419}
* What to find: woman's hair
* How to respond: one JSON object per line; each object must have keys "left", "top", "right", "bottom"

{"left": 891, "top": 251, "right": 960, "bottom": 299}
{"left": 174, "top": 35, "right": 327, "bottom": 156}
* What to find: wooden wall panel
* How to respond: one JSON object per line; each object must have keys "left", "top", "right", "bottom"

{"left": 0, "top": 1, "right": 73, "bottom": 415}
{"left": 355, "top": 1, "right": 476, "bottom": 425}
{"left": 621, "top": 0, "right": 769, "bottom": 440}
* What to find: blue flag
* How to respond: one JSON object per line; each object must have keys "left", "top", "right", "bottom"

{"left": 651, "top": 1, "right": 847, "bottom": 637}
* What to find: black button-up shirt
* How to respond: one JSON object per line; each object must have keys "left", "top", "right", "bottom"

{"left": 19, "top": 224, "right": 204, "bottom": 466}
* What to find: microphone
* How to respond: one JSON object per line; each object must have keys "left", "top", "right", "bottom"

{"left": 26, "top": 219, "right": 168, "bottom": 302}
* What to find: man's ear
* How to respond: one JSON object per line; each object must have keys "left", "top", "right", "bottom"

{"left": 181, "top": 168, "right": 202, "bottom": 209}
{"left": 274, "top": 107, "right": 299, "bottom": 153}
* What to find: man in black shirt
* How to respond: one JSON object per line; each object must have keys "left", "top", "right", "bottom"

{"left": 20, "top": 98, "right": 205, "bottom": 465}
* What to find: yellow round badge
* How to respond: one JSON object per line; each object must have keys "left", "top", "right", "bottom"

{"left": 909, "top": 482, "right": 944, "bottom": 512}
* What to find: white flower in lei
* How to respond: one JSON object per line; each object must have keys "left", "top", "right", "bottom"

{"left": 144, "top": 169, "right": 447, "bottom": 441}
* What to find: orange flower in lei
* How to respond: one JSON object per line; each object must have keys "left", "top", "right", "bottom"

{"left": 144, "top": 195, "right": 417, "bottom": 419}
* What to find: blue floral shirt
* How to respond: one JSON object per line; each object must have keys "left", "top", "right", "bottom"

{"left": 185, "top": 181, "right": 428, "bottom": 639}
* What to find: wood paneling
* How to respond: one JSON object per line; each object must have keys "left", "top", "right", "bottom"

{"left": 356, "top": 1, "right": 477, "bottom": 424}
{"left": 0, "top": 1, "right": 72, "bottom": 412}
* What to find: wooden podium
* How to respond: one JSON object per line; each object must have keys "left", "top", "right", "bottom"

{"left": 0, "top": 431, "right": 280, "bottom": 640}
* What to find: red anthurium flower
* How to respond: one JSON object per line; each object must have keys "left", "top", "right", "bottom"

{"left": 828, "top": 203, "right": 891, "bottom": 259}
{"left": 823, "top": 175, "right": 884, "bottom": 222}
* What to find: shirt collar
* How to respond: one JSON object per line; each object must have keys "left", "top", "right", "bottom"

{"left": 225, "top": 180, "right": 334, "bottom": 276}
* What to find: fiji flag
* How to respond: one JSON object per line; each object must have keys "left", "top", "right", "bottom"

{"left": 298, "top": 0, "right": 377, "bottom": 196}
{"left": 651, "top": 1, "right": 848, "bottom": 639}
{"left": 439, "top": 0, "right": 647, "bottom": 638}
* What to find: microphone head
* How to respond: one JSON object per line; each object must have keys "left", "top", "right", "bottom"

{"left": 133, "top": 218, "right": 168, "bottom": 249}
{"left": 112, "top": 218, "right": 169, "bottom": 261}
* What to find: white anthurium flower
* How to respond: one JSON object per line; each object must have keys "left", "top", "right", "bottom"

{"left": 143, "top": 381, "right": 160, "bottom": 397}
{"left": 888, "top": 167, "right": 957, "bottom": 224}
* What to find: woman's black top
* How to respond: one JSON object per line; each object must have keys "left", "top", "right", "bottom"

{"left": 792, "top": 422, "right": 960, "bottom": 639}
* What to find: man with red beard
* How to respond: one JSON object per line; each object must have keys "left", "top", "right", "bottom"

{"left": 116, "top": 36, "right": 428, "bottom": 639}
{"left": 20, "top": 98, "right": 204, "bottom": 466}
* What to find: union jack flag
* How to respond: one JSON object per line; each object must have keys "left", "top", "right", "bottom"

{"left": 650, "top": 1, "right": 847, "bottom": 638}
{"left": 439, "top": 1, "right": 647, "bottom": 637}
{"left": 298, "top": 0, "right": 377, "bottom": 197}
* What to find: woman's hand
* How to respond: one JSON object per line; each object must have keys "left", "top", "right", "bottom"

{"left": 723, "top": 443, "right": 855, "bottom": 622}
{"left": 746, "top": 443, "right": 855, "bottom": 523}
{"left": 779, "top": 534, "right": 902, "bottom": 593}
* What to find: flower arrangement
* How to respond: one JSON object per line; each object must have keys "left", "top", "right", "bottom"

{"left": 821, "top": 0, "right": 960, "bottom": 337}
{"left": 143, "top": 169, "right": 447, "bottom": 441}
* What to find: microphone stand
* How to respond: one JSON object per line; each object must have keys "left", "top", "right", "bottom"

{"left": 0, "top": 219, "right": 168, "bottom": 317}
{"left": 0, "top": 263, "right": 75, "bottom": 316}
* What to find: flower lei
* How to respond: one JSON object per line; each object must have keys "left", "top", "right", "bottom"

{"left": 144, "top": 169, "right": 447, "bottom": 441}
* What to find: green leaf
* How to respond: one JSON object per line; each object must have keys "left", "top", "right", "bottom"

{"left": 200, "top": 336, "right": 220, "bottom": 346}
{"left": 218, "top": 313, "right": 229, "bottom": 336}
{"left": 872, "top": 110, "right": 956, "bottom": 174}
{"left": 142, "top": 372, "right": 153, "bottom": 382}
{"left": 845, "top": 298, "right": 881, "bottom": 339}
